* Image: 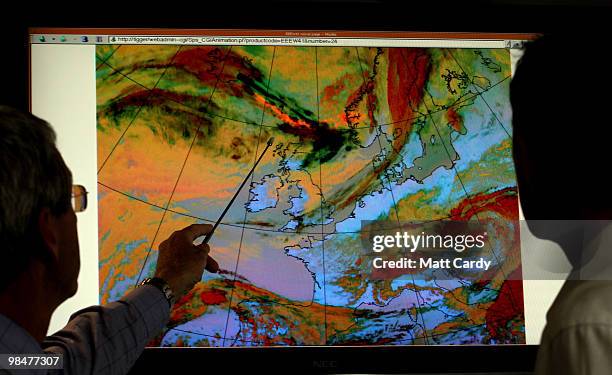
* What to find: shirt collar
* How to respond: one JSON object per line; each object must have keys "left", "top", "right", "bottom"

{"left": 0, "top": 313, "right": 42, "bottom": 354}
{"left": 571, "top": 221, "right": 612, "bottom": 280}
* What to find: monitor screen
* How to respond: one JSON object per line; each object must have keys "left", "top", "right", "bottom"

{"left": 30, "top": 28, "right": 562, "bottom": 350}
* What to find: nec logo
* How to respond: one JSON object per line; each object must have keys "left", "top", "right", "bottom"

{"left": 313, "top": 360, "right": 338, "bottom": 368}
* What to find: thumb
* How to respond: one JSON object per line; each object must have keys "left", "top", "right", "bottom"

{"left": 195, "top": 243, "right": 211, "bottom": 254}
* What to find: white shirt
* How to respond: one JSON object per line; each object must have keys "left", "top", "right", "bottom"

{"left": 536, "top": 222, "right": 612, "bottom": 375}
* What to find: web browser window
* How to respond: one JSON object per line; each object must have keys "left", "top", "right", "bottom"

{"left": 31, "top": 29, "right": 562, "bottom": 347}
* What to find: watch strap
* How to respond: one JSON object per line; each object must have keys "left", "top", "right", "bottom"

{"left": 140, "top": 277, "right": 175, "bottom": 308}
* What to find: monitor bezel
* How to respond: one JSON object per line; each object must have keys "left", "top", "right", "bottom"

{"left": 19, "top": 2, "right": 611, "bottom": 372}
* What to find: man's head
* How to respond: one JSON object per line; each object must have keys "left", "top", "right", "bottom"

{"left": 511, "top": 33, "right": 612, "bottom": 221}
{"left": 0, "top": 106, "right": 80, "bottom": 302}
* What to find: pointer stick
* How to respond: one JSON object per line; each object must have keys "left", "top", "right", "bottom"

{"left": 200, "top": 137, "right": 275, "bottom": 245}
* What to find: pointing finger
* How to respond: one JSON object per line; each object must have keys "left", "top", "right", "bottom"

{"left": 205, "top": 256, "right": 219, "bottom": 274}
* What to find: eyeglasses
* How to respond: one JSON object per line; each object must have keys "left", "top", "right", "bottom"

{"left": 71, "top": 185, "right": 88, "bottom": 213}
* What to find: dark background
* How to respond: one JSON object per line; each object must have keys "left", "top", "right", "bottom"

{"left": 4, "top": 0, "right": 611, "bottom": 373}
{"left": 3, "top": 0, "right": 611, "bottom": 113}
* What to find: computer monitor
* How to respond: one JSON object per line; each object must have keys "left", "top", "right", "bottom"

{"left": 29, "top": 26, "right": 562, "bottom": 372}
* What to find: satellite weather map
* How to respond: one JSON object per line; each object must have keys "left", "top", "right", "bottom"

{"left": 95, "top": 43, "right": 524, "bottom": 347}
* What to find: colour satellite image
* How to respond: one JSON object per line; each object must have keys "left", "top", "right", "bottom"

{"left": 95, "top": 44, "right": 524, "bottom": 346}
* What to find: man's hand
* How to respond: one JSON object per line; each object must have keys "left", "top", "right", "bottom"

{"left": 154, "top": 224, "right": 219, "bottom": 299}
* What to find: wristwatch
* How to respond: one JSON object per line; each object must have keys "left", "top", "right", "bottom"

{"left": 140, "top": 277, "right": 175, "bottom": 308}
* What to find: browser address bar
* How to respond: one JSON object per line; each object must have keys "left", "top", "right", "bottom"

{"left": 108, "top": 35, "right": 509, "bottom": 48}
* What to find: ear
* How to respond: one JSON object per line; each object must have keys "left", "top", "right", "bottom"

{"left": 38, "top": 207, "right": 60, "bottom": 262}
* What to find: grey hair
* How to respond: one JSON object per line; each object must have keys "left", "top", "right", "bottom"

{"left": 0, "top": 106, "right": 72, "bottom": 291}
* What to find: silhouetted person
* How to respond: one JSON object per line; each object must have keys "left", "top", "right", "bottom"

{"left": 0, "top": 106, "right": 219, "bottom": 374}
{"left": 512, "top": 33, "right": 612, "bottom": 375}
